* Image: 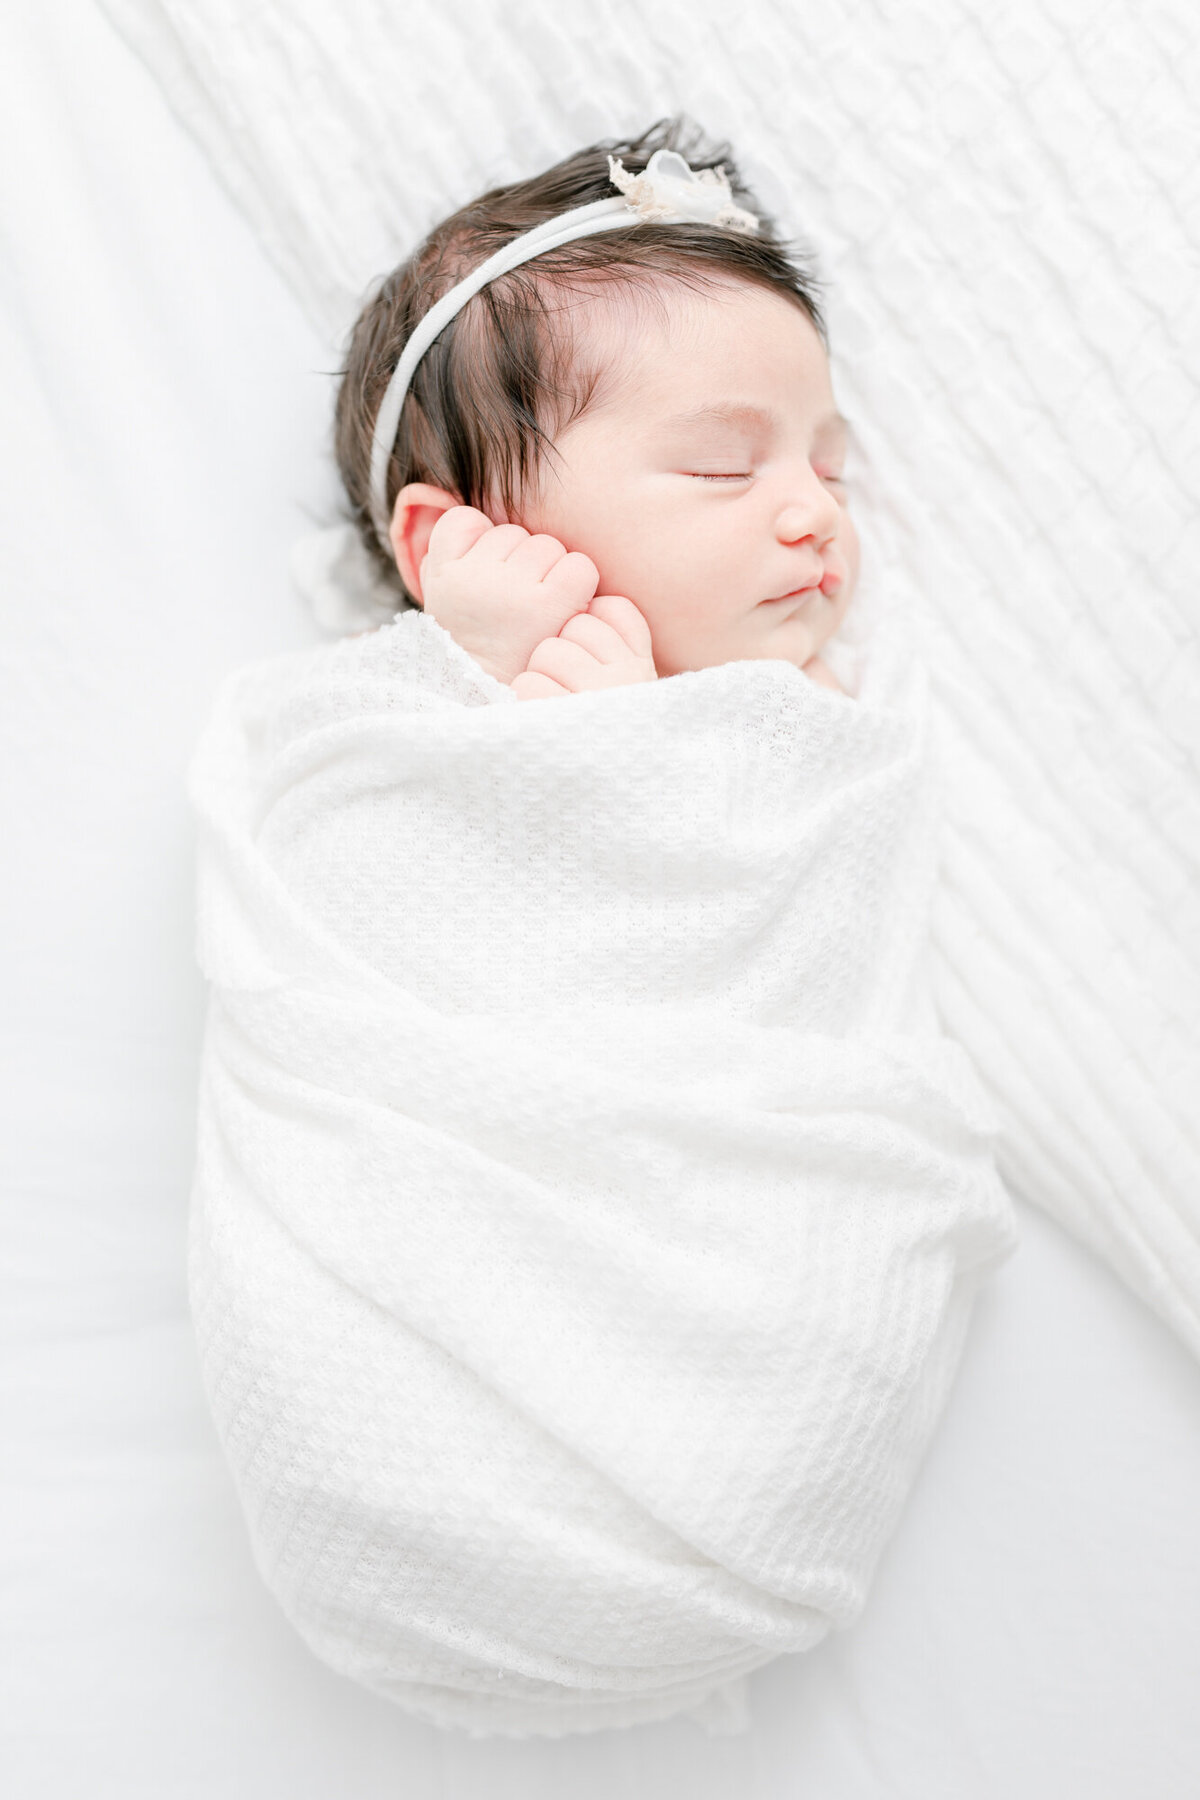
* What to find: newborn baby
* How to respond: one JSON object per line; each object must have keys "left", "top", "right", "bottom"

{"left": 188, "top": 120, "right": 1014, "bottom": 1742}
{"left": 336, "top": 126, "right": 859, "bottom": 699}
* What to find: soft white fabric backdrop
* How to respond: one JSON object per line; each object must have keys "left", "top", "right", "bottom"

{"left": 3, "top": 4, "right": 1200, "bottom": 1796}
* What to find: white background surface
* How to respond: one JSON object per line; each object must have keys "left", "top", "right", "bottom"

{"left": 3, "top": 5, "right": 1200, "bottom": 1795}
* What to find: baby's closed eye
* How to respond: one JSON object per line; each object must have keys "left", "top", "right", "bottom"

{"left": 683, "top": 468, "right": 848, "bottom": 488}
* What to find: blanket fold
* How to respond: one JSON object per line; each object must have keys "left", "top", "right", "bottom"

{"left": 189, "top": 610, "right": 1015, "bottom": 1738}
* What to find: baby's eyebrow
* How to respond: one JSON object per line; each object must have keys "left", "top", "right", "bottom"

{"left": 666, "top": 403, "right": 772, "bottom": 432}
{"left": 663, "top": 403, "right": 849, "bottom": 446}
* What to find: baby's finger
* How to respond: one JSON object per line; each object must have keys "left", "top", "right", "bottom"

{"left": 555, "top": 611, "right": 632, "bottom": 663}
{"left": 525, "top": 637, "right": 648, "bottom": 691}
{"left": 505, "top": 532, "right": 571, "bottom": 583}
{"left": 524, "top": 637, "right": 604, "bottom": 688}
{"left": 511, "top": 669, "right": 571, "bottom": 701}
{"left": 425, "top": 505, "right": 495, "bottom": 566}
{"left": 586, "top": 594, "right": 654, "bottom": 658}
{"left": 469, "top": 522, "right": 534, "bottom": 564}
{"left": 540, "top": 549, "right": 600, "bottom": 610}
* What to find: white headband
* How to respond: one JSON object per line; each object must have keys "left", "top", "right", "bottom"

{"left": 367, "top": 149, "right": 759, "bottom": 547}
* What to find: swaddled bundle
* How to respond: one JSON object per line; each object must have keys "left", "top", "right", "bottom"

{"left": 188, "top": 601, "right": 1015, "bottom": 1739}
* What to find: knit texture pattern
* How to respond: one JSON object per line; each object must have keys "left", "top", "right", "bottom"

{"left": 188, "top": 603, "right": 1015, "bottom": 1737}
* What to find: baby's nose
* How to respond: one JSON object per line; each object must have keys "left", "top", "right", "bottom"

{"left": 775, "top": 470, "right": 841, "bottom": 547}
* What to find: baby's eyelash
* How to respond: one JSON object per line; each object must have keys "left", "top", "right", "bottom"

{"left": 687, "top": 470, "right": 848, "bottom": 487}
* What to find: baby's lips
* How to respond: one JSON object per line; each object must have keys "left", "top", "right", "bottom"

{"left": 820, "top": 559, "right": 845, "bottom": 597}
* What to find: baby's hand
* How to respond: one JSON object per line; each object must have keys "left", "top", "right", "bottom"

{"left": 420, "top": 506, "right": 600, "bottom": 685}
{"left": 511, "top": 595, "right": 658, "bottom": 700}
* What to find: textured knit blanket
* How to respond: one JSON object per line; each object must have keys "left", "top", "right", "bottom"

{"left": 188, "top": 606, "right": 1014, "bottom": 1738}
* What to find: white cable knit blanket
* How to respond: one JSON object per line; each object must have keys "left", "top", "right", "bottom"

{"left": 188, "top": 607, "right": 1015, "bottom": 1738}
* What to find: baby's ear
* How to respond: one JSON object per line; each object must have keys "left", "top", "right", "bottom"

{"left": 389, "top": 483, "right": 462, "bottom": 603}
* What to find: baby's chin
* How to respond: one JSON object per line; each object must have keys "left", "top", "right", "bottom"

{"left": 656, "top": 629, "right": 820, "bottom": 680}
{"left": 762, "top": 602, "right": 828, "bottom": 661}
{"left": 798, "top": 585, "right": 855, "bottom": 653}
{"left": 758, "top": 601, "right": 853, "bottom": 676}
{"left": 648, "top": 583, "right": 856, "bottom": 677}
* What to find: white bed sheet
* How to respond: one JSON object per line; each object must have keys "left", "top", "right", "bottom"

{"left": 2, "top": 5, "right": 1199, "bottom": 1797}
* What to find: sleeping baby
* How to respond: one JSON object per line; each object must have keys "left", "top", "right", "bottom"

{"left": 335, "top": 125, "right": 858, "bottom": 699}
{"left": 188, "top": 120, "right": 1014, "bottom": 1741}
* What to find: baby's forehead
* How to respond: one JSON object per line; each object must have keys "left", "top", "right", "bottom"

{"left": 561, "top": 276, "right": 835, "bottom": 425}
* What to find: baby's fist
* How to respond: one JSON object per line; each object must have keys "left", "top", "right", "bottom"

{"left": 512, "top": 594, "right": 658, "bottom": 700}
{"left": 420, "top": 507, "right": 600, "bottom": 685}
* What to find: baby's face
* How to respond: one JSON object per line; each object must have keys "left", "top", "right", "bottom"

{"left": 518, "top": 281, "right": 859, "bottom": 678}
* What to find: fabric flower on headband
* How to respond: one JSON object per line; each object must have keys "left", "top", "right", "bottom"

{"left": 607, "top": 149, "right": 759, "bottom": 234}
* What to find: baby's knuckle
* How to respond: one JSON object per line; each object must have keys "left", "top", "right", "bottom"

{"left": 526, "top": 637, "right": 570, "bottom": 676}
{"left": 558, "top": 613, "right": 598, "bottom": 643}
{"left": 553, "top": 551, "right": 599, "bottom": 589}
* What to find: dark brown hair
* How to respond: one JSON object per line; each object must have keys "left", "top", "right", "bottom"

{"left": 334, "top": 117, "right": 826, "bottom": 600}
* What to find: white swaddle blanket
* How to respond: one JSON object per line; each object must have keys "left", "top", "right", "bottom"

{"left": 188, "top": 605, "right": 1015, "bottom": 1738}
